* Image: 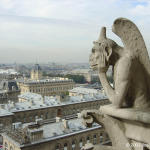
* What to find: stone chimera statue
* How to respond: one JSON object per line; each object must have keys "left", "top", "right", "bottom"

{"left": 90, "top": 18, "right": 150, "bottom": 109}
{"left": 81, "top": 18, "right": 150, "bottom": 150}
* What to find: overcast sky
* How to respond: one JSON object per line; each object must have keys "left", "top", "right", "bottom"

{"left": 0, "top": 0, "right": 150, "bottom": 63}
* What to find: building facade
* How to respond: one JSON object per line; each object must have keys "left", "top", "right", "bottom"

{"left": 0, "top": 80, "right": 20, "bottom": 104}
{"left": 30, "top": 64, "right": 43, "bottom": 80}
{"left": 18, "top": 78, "right": 75, "bottom": 97}
{"left": 18, "top": 64, "right": 75, "bottom": 97}
{"left": 0, "top": 96, "right": 108, "bottom": 126}
{"left": 2, "top": 118, "right": 110, "bottom": 150}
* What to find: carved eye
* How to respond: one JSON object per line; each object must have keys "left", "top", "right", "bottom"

{"left": 105, "top": 46, "right": 109, "bottom": 55}
{"left": 92, "top": 49, "right": 95, "bottom": 53}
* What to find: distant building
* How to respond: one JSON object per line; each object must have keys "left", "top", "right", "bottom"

{"left": 69, "top": 69, "right": 92, "bottom": 82}
{"left": 0, "top": 92, "right": 108, "bottom": 126}
{"left": 83, "top": 82, "right": 102, "bottom": 90}
{"left": 0, "top": 69, "right": 20, "bottom": 81}
{"left": 18, "top": 92, "right": 43, "bottom": 102}
{"left": 69, "top": 87, "right": 103, "bottom": 97}
{"left": 18, "top": 64, "right": 75, "bottom": 96}
{"left": 2, "top": 118, "right": 110, "bottom": 150}
{"left": 30, "top": 64, "right": 43, "bottom": 80}
{"left": 68, "top": 67, "right": 112, "bottom": 83}
{"left": 18, "top": 77, "right": 75, "bottom": 97}
{"left": 0, "top": 80, "right": 20, "bottom": 104}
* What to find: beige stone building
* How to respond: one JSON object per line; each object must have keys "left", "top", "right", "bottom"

{"left": 30, "top": 64, "right": 43, "bottom": 80}
{"left": 18, "top": 78, "right": 75, "bottom": 97}
{"left": 17, "top": 64, "right": 75, "bottom": 97}
{"left": 2, "top": 118, "right": 110, "bottom": 150}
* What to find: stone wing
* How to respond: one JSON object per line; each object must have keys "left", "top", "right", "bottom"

{"left": 112, "top": 18, "right": 150, "bottom": 89}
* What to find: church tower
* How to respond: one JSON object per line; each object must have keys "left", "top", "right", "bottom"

{"left": 30, "top": 64, "right": 43, "bottom": 80}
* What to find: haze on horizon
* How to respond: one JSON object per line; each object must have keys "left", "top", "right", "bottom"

{"left": 0, "top": 0, "right": 150, "bottom": 63}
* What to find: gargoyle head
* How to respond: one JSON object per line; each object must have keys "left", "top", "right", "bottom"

{"left": 89, "top": 27, "right": 117, "bottom": 70}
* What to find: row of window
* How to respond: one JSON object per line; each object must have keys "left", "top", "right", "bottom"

{"left": 13, "top": 100, "right": 106, "bottom": 123}
{"left": 22, "top": 85, "right": 73, "bottom": 93}
{"left": 55, "top": 133, "right": 107, "bottom": 150}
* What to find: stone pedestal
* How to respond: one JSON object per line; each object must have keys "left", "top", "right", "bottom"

{"left": 81, "top": 105, "right": 150, "bottom": 150}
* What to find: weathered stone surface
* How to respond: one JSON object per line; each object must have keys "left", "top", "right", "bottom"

{"left": 90, "top": 18, "right": 150, "bottom": 109}
{"left": 100, "top": 104, "right": 150, "bottom": 124}
{"left": 82, "top": 17, "right": 150, "bottom": 150}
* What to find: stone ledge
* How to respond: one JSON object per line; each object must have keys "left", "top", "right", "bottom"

{"left": 100, "top": 104, "right": 150, "bottom": 124}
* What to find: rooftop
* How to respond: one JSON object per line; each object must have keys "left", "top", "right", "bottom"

{"left": 18, "top": 77, "right": 74, "bottom": 84}
{"left": 3, "top": 118, "right": 101, "bottom": 147}
{"left": 0, "top": 69, "right": 19, "bottom": 75}
{"left": 69, "top": 87, "right": 101, "bottom": 95}
{"left": 18, "top": 92, "right": 43, "bottom": 101}
{"left": 0, "top": 108, "right": 13, "bottom": 117}
{"left": 0, "top": 90, "right": 107, "bottom": 114}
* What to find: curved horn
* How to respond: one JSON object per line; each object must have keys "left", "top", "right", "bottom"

{"left": 98, "top": 27, "right": 106, "bottom": 41}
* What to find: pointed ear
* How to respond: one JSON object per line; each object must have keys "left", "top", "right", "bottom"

{"left": 105, "top": 46, "right": 112, "bottom": 61}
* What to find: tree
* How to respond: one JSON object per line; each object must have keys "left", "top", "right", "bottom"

{"left": 65, "top": 74, "right": 86, "bottom": 84}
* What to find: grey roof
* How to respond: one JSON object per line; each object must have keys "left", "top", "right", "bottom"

{"left": 18, "top": 77, "right": 73, "bottom": 84}
{"left": 69, "top": 87, "right": 101, "bottom": 95}
{"left": 0, "top": 108, "right": 13, "bottom": 117}
{"left": 23, "top": 118, "right": 88, "bottom": 139}
{"left": 0, "top": 90, "right": 107, "bottom": 114}
{"left": 0, "top": 69, "right": 19, "bottom": 75}
{"left": 18, "top": 92, "right": 43, "bottom": 101}
{"left": 32, "top": 64, "right": 42, "bottom": 71}
{"left": 2, "top": 118, "right": 101, "bottom": 148}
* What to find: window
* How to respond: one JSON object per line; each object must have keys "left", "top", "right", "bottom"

{"left": 72, "top": 141, "right": 75, "bottom": 150}
{"left": 100, "top": 133, "right": 103, "bottom": 143}
{"left": 30, "top": 116, "right": 32, "bottom": 121}
{"left": 24, "top": 117, "right": 26, "bottom": 123}
{"left": 79, "top": 139, "right": 83, "bottom": 148}
{"left": 5, "top": 142, "right": 8, "bottom": 150}
{"left": 93, "top": 134, "right": 97, "bottom": 145}
{"left": 46, "top": 112, "right": 48, "bottom": 119}
{"left": 106, "top": 133, "right": 109, "bottom": 140}
{"left": 64, "top": 143, "right": 67, "bottom": 150}
{"left": 56, "top": 144, "right": 61, "bottom": 150}
{"left": 87, "top": 136, "right": 90, "bottom": 143}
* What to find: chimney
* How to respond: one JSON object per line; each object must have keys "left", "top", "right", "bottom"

{"left": 28, "top": 129, "right": 43, "bottom": 142}
{"left": 80, "top": 94, "right": 84, "bottom": 99}
{"left": 90, "top": 93, "right": 94, "bottom": 97}
{"left": 62, "top": 119, "right": 69, "bottom": 129}
{"left": 56, "top": 117, "right": 62, "bottom": 122}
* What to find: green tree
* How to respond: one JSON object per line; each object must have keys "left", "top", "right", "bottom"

{"left": 65, "top": 74, "right": 86, "bottom": 83}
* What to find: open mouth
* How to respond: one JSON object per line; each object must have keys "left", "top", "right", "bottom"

{"left": 91, "top": 64, "right": 98, "bottom": 67}
{"left": 90, "top": 64, "right": 98, "bottom": 69}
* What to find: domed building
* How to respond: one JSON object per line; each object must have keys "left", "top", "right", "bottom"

{"left": 30, "top": 64, "right": 43, "bottom": 80}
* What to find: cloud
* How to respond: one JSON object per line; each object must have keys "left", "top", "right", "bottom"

{"left": 0, "top": 0, "right": 150, "bottom": 63}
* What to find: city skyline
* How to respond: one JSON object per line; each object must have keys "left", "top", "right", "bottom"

{"left": 0, "top": 0, "right": 150, "bottom": 63}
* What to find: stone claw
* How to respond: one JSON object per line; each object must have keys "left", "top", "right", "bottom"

{"left": 80, "top": 110, "right": 96, "bottom": 127}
